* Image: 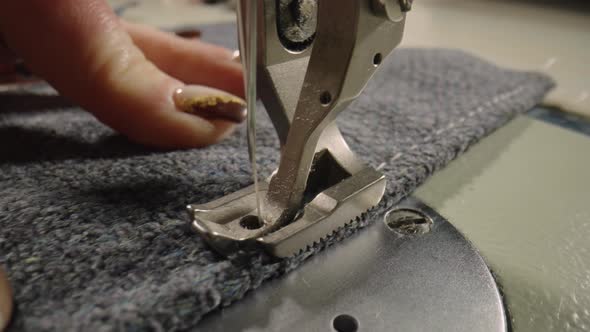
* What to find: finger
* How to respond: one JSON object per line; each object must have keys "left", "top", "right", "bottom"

{"left": 0, "top": 0, "right": 242, "bottom": 148}
{"left": 123, "top": 21, "right": 244, "bottom": 97}
{"left": 174, "top": 28, "right": 202, "bottom": 39}
{"left": 0, "top": 266, "right": 12, "bottom": 332}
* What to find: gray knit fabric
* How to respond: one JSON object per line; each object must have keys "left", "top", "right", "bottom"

{"left": 0, "top": 24, "right": 553, "bottom": 331}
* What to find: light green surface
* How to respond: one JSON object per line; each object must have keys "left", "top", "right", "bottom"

{"left": 416, "top": 116, "right": 590, "bottom": 331}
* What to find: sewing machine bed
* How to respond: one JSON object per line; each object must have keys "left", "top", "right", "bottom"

{"left": 0, "top": 24, "right": 552, "bottom": 331}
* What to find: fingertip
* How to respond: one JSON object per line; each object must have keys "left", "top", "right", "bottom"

{"left": 127, "top": 112, "right": 236, "bottom": 149}
{"left": 173, "top": 85, "right": 247, "bottom": 124}
{"left": 104, "top": 83, "right": 241, "bottom": 149}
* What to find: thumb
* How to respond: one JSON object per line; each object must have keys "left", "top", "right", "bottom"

{"left": 0, "top": 0, "right": 243, "bottom": 148}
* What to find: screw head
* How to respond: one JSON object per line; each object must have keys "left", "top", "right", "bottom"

{"left": 384, "top": 208, "right": 432, "bottom": 235}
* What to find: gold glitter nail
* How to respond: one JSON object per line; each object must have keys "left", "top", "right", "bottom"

{"left": 174, "top": 88, "right": 247, "bottom": 123}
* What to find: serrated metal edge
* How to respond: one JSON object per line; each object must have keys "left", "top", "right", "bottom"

{"left": 287, "top": 205, "right": 378, "bottom": 257}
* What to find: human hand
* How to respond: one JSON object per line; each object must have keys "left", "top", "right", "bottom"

{"left": 0, "top": 266, "right": 11, "bottom": 332}
{"left": 0, "top": 0, "right": 245, "bottom": 148}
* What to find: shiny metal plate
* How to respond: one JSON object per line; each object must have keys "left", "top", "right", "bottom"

{"left": 198, "top": 197, "right": 506, "bottom": 332}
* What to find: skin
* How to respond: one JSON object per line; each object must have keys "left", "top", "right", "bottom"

{"left": 0, "top": 0, "right": 244, "bottom": 148}
{"left": 0, "top": 267, "right": 10, "bottom": 331}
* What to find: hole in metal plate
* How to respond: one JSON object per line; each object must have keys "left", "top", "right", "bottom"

{"left": 333, "top": 314, "right": 359, "bottom": 332}
{"left": 320, "top": 91, "right": 333, "bottom": 106}
{"left": 373, "top": 53, "right": 383, "bottom": 67}
{"left": 240, "top": 215, "right": 263, "bottom": 230}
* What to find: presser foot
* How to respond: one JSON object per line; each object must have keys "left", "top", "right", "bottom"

{"left": 188, "top": 153, "right": 386, "bottom": 258}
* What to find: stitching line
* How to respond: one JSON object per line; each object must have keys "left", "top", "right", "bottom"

{"left": 377, "top": 86, "right": 526, "bottom": 170}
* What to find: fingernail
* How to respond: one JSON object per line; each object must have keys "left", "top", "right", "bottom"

{"left": 0, "top": 267, "right": 13, "bottom": 332}
{"left": 173, "top": 86, "right": 247, "bottom": 123}
{"left": 175, "top": 28, "right": 202, "bottom": 39}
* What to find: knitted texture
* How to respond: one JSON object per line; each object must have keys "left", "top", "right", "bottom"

{"left": 0, "top": 24, "right": 553, "bottom": 331}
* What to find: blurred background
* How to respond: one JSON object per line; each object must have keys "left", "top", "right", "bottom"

{"left": 108, "top": 0, "right": 590, "bottom": 118}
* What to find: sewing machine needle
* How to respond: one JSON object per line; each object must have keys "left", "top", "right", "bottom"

{"left": 238, "top": 1, "right": 262, "bottom": 221}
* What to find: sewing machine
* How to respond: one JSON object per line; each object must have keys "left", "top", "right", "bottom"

{"left": 120, "top": 1, "right": 590, "bottom": 331}
{"left": 187, "top": 0, "right": 508, "bottom": 331}
{"left": 188, "top": 0, "right": 408, "bottom": 257}
{"left": 0, "top": 1, "right": 585, "bottom": 330}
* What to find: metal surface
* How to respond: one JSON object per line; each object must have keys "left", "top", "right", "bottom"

{"left": 371, "top": 0, "right": 405, "bottom": 21}
{"left": 263, "top": 0, "right": 405, "bottom": 227}
{"left": 198, "top": 197, "right": 507, "bottom": 332}
{"left": 189, "top": 0, "right": 407, "bottom": 257}
{"left": 384, "top": 207, "right": 433, "bottom": 235}
{"left": 189, "top": 165, "right": 386, "bottom": 257}
{"left": 415, "top": 112, "right": 590, "bottom": 331}
{"left": 528, "top": 107, "right": 590, "bottom": 137}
